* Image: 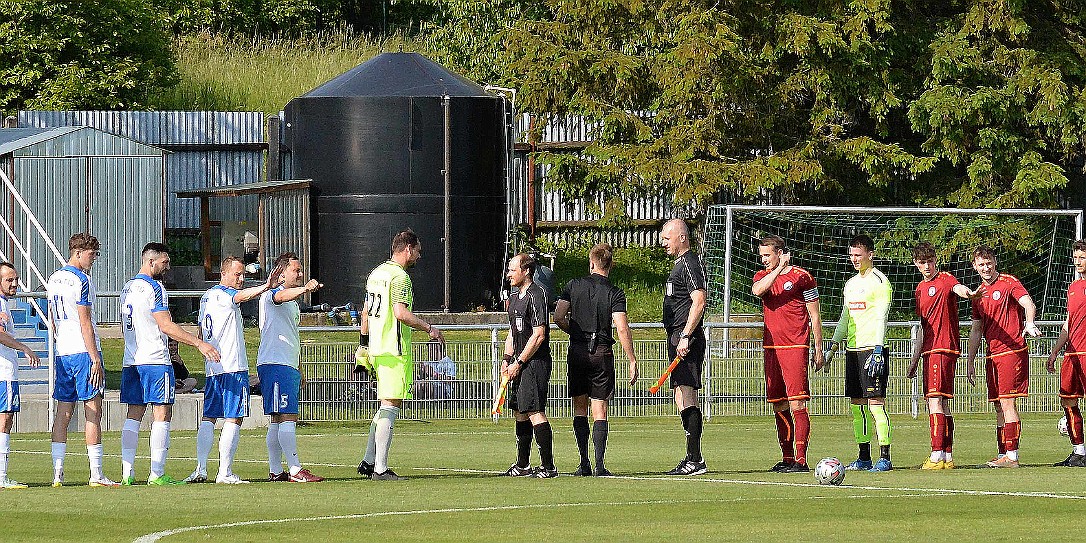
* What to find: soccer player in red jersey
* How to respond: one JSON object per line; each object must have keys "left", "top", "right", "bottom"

{"left": 752, "top": 235, "right": 824, "bottom": 473}
{"left": 966, "top": 245, "right": 1040, "bottom": 468}
{"left": 906, "top": 242, "right": 979, "bottom": 470}
{"left": 1046, "top": 240, "right": 1086, "bottom": 467}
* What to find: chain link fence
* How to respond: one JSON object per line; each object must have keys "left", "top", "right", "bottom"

{"left": 298, "top": 322, "right": 1067, "bottom": 421}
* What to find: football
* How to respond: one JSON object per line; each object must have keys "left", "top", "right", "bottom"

{"left": 1059, "top": 415, "right": 1069, "bottom": 436}
{"left": 814, "top": 457, "right": 846, "bottom": 486}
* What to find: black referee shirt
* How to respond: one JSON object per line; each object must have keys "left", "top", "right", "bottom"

{"left": 508, "top": 281, "right": 551, "bottom": 362}
{"left": 662, "top": 250, "right": 706, "bottom": 332}
{"left": 558, "top": 273, "right": 628, "bottom": 345}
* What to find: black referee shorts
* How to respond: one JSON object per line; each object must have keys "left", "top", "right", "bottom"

{"left": 845, "top": 347, "right": 890, "bottom": 399}
{"left": 507, "top": 358, "right": 552, "bottom": 414}
{"left": 567, "top": 342, "right": 616, "bottom": 401}
{"left": 666, "top": 328, "right": 704, "bottom": 390}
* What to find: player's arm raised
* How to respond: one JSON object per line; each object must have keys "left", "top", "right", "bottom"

{"left": 1047, "top": 316, "right": 1070, "bottom": 374}
{"left": 232, "top": 264, "right": 283, "bottom": 304}
{"left": 273, "top": 278, "right": 322, "bottom": 304}
{"left": 966, "top": 318, "right": 983, "bottom": 386}
{"left": 153, "top": 310, "right": 220, "bottom": 362}
{"left": 613, "top": 310, "right": 639, "bottom": 385}
{"left": 952, "top": 283, "right": 982, "bottom": 300}
{"left": 751, "top": 252, "right": 788, "bottom": 297}
{"left": 76, "top": 304, "right": 103, "bottom": 389}
{"left": 1018, "top": 293, "right": 1040, "bottom": 337}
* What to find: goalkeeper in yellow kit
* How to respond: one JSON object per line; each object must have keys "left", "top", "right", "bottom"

{"left": 824, "top": 235, "right": 894, "bottom": 472}
{"left": 355, "top": 230, "right": 444, "bottom": 480}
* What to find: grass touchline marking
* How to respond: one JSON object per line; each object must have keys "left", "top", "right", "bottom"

{"left": 131, "top": 494, "right": 925, "bottom": 543}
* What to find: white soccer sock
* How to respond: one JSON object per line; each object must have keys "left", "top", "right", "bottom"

{"left": 149, "top": 421, "right": 170, "bottom": 479}
{"left": 195, "top": 420, "right": 215, "bottom": 473}
{"left": 1075, "top": 444, "right": 1086, "bottom": 456}
{"left": 929, "top": 450, "right": 944, "bottom": 463}
{"left": 944, "top": 451, "right": 954, "bottom": 462}
{"left": 363, "top": 412, "right": 379, "bottom": 465}
{"left": 87, "top": 443, "right": 103, "bottom": 480}
{"left": 51, "top": 441, "right": 67, "bottom": 477}
{"left": 1006, "top": 449, "right": 1019, "bottom": 461}
{"left": 218, "top": 422, "right": 241, "bottom": 477}
{"left": 0, "top": 432, "right": 9, "bottom": 479}
{"left": 374, "top": 406, "right": 399, "bottom": 473}
{"left": 266, "top": 423, "right": 283, "bottom": 474}
{"left": 121, "top": 418, "right": 141, "bottom": 479}
{"left": 278, "top": 421, "right": 301, "bottom": 475}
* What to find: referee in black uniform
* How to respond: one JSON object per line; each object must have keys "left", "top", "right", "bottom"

{"left": 554, "top": 243, "right": 639, "bottom": 476}
{"left": 660, "top": 219, "right": 708, "bottom": 475}
{"left": 501, "top": 253, "right": 557, "bottom": 478}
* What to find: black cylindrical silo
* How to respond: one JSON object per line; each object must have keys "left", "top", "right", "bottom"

{"left": 283, "top": 53, "right": 507, "bottom": 311}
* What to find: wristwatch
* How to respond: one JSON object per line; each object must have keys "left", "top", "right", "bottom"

{"left": 680, "top": 333, "right": 692, "bottom": 340}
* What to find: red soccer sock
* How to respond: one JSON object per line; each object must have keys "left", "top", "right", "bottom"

{"left": 1003, "top": 421, "right": 1021, "bottom": 452}
{"left": 945, "top": 416, "right": 954, "bottom": 453}
{"left": 774, "top": 411, "right": 795, "bottom": 462}
{"left": 793, "top": 408, "right": 811, "bottom": 465}
{"left": 930, "top": 413, "right": 946, "bottom": 452}
{"left": 1066, "top": 406, "right": 1084, "bottom": 446}
{"left": 996, "top": 426, "right": 1006, "bottom": 455}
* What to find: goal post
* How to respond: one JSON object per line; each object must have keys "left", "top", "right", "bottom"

{"left": 704, "top": 205, "right": 1084, "bottom": 325}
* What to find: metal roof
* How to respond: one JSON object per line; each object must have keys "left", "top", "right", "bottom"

{"left": 301, "top": 52, "right": 490, "bottom": 98}
{"left": 175, "top": 179, "right": 311, "bottom": 198}
{"left": 0, "top": 127, "right": 81, "bottom": 155}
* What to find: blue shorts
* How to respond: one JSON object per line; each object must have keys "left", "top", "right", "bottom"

{"left": 0, "top": 381, "right": 19, "bottom": 413}
{"left": 258, "top": 364, "right": 300, "bottom": 415}
{"left": 53, "top": 352, "right": 104, "bottom": 403}
{"left": 204, "top": 371, "right": 250, "bottom": 419}
{"left": 120, "top": 365, "right": 175, "bottom": 405}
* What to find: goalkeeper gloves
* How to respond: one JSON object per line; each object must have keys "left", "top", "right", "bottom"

{"left": 823, "top": 343, "right": 838, "bottom": 364}
{"left": 354, "top": 334, "right": 372, "bottom": 376}
{"left": 865, "top": 345, "right": 885, "bottom": 377}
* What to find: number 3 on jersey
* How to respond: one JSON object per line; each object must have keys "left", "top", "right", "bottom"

{"left": 366, "top": 292, "right": 383, "bottom": 319}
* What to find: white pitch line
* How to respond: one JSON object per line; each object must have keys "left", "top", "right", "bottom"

{"left": 131, "top": 494, "right": 925, "bottom": 543}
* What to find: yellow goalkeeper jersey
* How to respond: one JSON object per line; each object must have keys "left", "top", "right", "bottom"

{"left": 835, "top": 267, "right": 892, "bottom": 350}
{"left": 366, "top": 260, "right": 413, "bottom": 358}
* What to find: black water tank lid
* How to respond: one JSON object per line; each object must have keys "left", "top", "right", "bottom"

{"left": 301, "top": 52, "right": 490, "bottom": 98}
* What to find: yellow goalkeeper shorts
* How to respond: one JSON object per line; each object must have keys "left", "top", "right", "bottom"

{"left": 374, "top": 355, "right": 413, "bottom": 400}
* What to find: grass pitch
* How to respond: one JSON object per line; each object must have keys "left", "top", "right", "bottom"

{"left": 0, "top": 413, "right": 1081, "bottom": 542}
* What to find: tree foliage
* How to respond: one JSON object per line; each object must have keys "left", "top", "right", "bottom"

{"left": 0, "top": 0, "right": 177, "bottom": 112}
{"left": 431, "top": 0, "right": 1086, "bottom": 215}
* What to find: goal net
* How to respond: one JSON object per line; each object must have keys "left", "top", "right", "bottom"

{"left": 703, "top": 206, "right": 1084, "bottom": 322}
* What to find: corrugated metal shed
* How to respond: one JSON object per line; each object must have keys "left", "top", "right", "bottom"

{"left": 0, "top": 126, "right": 165, "bottom": 322}
{"left": 17, "top": 111, "right": 266, "bottom": 229}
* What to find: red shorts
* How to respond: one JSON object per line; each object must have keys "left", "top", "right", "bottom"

{"left": 764, "top": 346, "right": 810, "bottom": 403}
{"left": 1059, "top": 353, "right": 1086, "bottom": 399}
{"left": 923, "top": 351, "right": 958, "bottom": 398}
{"left": 985, "top": 348, "right": 1029, "bottom": 402}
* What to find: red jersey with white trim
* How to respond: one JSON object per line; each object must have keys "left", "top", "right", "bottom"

{"left": 1065, "top": 279, "right": 1086, "bottom": 354}
{"left": 970, "top": 274, "right": 1028, "bottom": 356}
{"left": 754, "top": 266, "right": 819, "bottom": 348}
{"left": 915, "top": 272, "right": 961, "bottom": 355}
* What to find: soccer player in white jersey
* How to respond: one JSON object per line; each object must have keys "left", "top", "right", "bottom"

{"left": 258, "top": 252, "right": 324, "bottom": 482}
{"left": 47, "top": 233, "right": 119, "bottom": 487}
{"left": 185, "top": 256, "right": 281, "bottom": 484}
{"left": 0, "top": 263, "right": 41, "bottom": 488}
{"left": 119, "top": 242, "right": 220, "bottom": 486}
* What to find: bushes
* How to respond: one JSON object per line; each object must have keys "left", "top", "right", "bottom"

{"left": 0, "top": 0, "right": 177, "bottom": 113}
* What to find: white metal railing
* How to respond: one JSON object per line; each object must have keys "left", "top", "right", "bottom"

{"left": 295, "top": 320, "right": 1069, "bottom": 422}
{"left": 0, "top": 167, "right": 62, "bottom": 424}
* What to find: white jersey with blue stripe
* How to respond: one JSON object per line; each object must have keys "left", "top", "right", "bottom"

{"left": 200, "top": 285, "right": 247, "bottom": 375}
{"left": 256, "top": 288, "right": 300, "bottom": 369}
{"left": 0, "top": 296, "right": 19, "bottom": 381}
{"left": 121, "top": 274, "right": 171, "bottom": 367}
{"left": 47, "top": 265, "right": 100, "bottom": 357}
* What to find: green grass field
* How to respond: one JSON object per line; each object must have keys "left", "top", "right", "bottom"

{"left": 0, "top": 413, "right": 1082, "bottom": 541}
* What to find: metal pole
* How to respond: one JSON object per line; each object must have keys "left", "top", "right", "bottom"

{"left": 1076, "top": 210, "right": 1083, "bottom": 242}
{"left": 491, "top": 326, "right": 500, "bottom": 423}
{"left": 715, "top": 204, "right": 1084, "bottom": 217}
{"left": 910, "top": 323, "right": 918, "bottom": 419}
{"left": 722, "top": 206, "right": 734, "bottom": 359}
{"left": 442, "top": 94, "right": 452, "bottom": 312}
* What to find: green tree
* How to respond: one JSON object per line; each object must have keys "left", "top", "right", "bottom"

{"left": 0, "top": 0, "right": 178, "bottom": 112}
{"left": 429, "top": 0, "right": 1086, "bottom": 216}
